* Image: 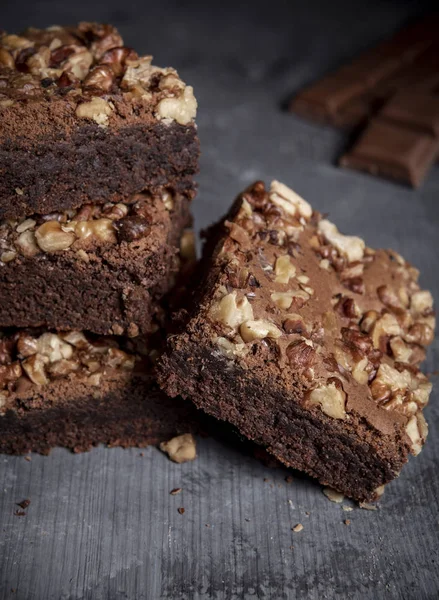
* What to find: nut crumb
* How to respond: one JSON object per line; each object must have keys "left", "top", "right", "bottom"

{"left": 170, "top": 488, "right": 182, "bottom": 495}
{"left": 292, "top": 523, "right": 303, "bottom": 533}
{"left": 359, "top": 502, "right": 378, "bottom": 511}
{"left": 342, "top": 505, "right": 353, "bottom": 512}
{"left": 16, "top": 499, "right": 30, "bottom": 509}
{"left": 160, "top": 433, "right": 197, "bottom": 464}
{"left": 344, "top": 519, "right": 351, "bottom": 526}
{"left": 177, "top": 507, "right": 185, "bottom": 515}
{"left": 285, "top": 476, "right": 294, "bottom": 484}
{"left": 323, "top": 487, "right": 345, "bottom": 503}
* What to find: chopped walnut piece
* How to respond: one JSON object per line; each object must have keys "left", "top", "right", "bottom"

{"left": 240, "top": 320, "right": 282, "bottom": 343}
{"left": 156, "top": 86, "right": 197, "bottom": 125}
{"left": 410, "top": 290, "right": 433, "bottom": 317}
{"left": 323, "top": 488, "right": 344, "bottom": 503}
{"left": 160, "top": 434, "right": 197, "bottom": 464}
{"left": 286, "top": 339, "right": 316, "bottom": 369}
{"left": 35, "top": 221, "right": 76, "bottom": 252}
{"left": 269, "top": 181, "right": 312, "bottom": 218}
{"left": 215, "top": 337, "right": 248, "bottom": 359}
{"left": 209, "top": 292, "right": 254, "bottom": 329}
{"left": 271, "top": 290, "right": 309, "bottom": 310}
{"left": 318, "top": 220, "right": 365, "bottom": 263}
{"left": 404, "top": 322, "right": 435, "bottom": 346}
{"left": 283, "top": 314, "right": 307, "bottom": 335}
{"left": 36, "top": 333, "right": 73, "bottom": 363}
{"left": 352, "top": 357, "right": 369, "bottom": 385}
{"left": 121, "top": 56, "right": 153, "bottom": 88}
{"left": 309, "top": 382, "right": 346, "bottom": 420}
{"left": 76, "top": 96, "right": 113, "bottom": 126}
{"left": 389, "top": 337, "right": 413, "bottom": 364}
{"left": 371, "top": 313, "right": 401, "bottom": 349}
{"left": 22, "top": 354, "right": 49, "bottom": 386}
{"left": 15, "top": 230, "right": 40, "bottom": 257}
{"left": 274, "top": 255, "right": 296, "bottom": 283}
{"left": 405, "top": 413, "right": 428, "bottom": 456}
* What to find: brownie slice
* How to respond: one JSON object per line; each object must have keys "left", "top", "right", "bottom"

{"left": 0, "top": 328, "right": 201, "bottom": 455}
{"left": 0, "top": 22, "right": 199, "bottom": 220}
{"left": 0, "top": 190, "right": 190, "bottom": 336}
{"left": 158, "top": 180, "right": 435, "bottom": 502}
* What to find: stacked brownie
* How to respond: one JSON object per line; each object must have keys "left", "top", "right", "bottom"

{"left": 0, "top": 22, "right": 200, "bottom": 453}
{"left": 159, "top": 181, "right": 435, "bottom": 501}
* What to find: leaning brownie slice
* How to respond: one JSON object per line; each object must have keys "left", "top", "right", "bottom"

{"left": 159, "top": 180, "right": 434, "bottom": 501}
{"left": 0, "top": 328, "right": 200, "bottom": 455}
{"left": 0, "top": 190, "right": 189, "bottom": 336}
{"left": 0, "top": 22, "right": 199, "bottom": 220}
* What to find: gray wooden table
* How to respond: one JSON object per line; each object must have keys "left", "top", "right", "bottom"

{"left": 1, "top": 1, "right": 438, "bottom": 598}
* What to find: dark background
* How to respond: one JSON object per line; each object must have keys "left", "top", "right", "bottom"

{"left": 1, "top": 1, "right": 439, "bottom": 598}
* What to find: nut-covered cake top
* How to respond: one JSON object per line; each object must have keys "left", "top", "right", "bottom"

{"left": 0, "top": 22, "right": 197, "bottom": 130}
{"left": 194, "top": 181, "right": 434, "bottom": 456}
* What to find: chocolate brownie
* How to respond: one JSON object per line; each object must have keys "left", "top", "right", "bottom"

{"left": 158, "top": 180, "right": 435, "bottom": 502}
{"left": 0, "top": 22, "right": 199, "bottom": 220}
{"left": 0, "top": 328, "right": 201, "bottom": 455}
{"left": 0, "top": 190, "right": 190, "bottom": 336}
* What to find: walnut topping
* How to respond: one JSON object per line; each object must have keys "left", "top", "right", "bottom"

{"left": 286, "top": 340, "right": 316, "bottom": 368}
{"left": 283, "top": 314, "right": 307, "bottom": 335}
{"left": 75, "top": 96, "right": 113, "bottom": 126}
{"left": 269, "top": 181, "right": 312, "bottom": 219}
{"left": 36, "top": 333, "right": 73, "bottom": 363}
{"left": 121, "top": 56, "right": 153, "bottom": 88}
{"left": 156, "top": 85, "right": 197, "bottom": 125}
{"left": 371, "top": 313, "right": 401, "bottom": 349}
{"left": 35, "top": 221, "right": 76, "bottom": 252}
{"left": 308, "top": 382, "right": 346, "bottom": 420}
{"left": 209, "top": 292, "right": 254, "bottom": 329}
{"left": 318, "top": 220, "right": 365, "bottom": 263}
{"left": 15, "top": 230, "right": 40, "bottom": 257}
{"left": 410, "top": 290, "right": 433, "bottom": 317}
{"left": 274, "top": 255, "right": 296, "bottom": 283}
{"left": 22, "top": 354, "right": 49, "bottom": 386}
{"left": 240, "top": 319, "right": 282, "bottom": 343}
{"left": 405, "top": 413, "right": 428, "bottom": 456}
{"left": 215, "top": 337, "right": 248, "bottom": 359}
{"left": 160, "top": 434, "right": 197, "bottom": 464}
{"left": 271, "top": 290, "right": 309, "bottom": 310}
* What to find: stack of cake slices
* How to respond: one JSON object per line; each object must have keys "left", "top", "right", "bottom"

{"left": 0, "top": 22, "right": 200, "bottom": 454}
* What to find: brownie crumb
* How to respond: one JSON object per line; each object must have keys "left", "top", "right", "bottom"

{"left": 292, "top": 524, "right": 303, "bottom": 532}
{"left": 285, "top": 476, "right": 294, "bottom": 484}
{"left": 177, "top": 507, "right": 185, "bottom": 514}
{"left": 14, "top": 510, "right": 26, "bottom": 517}
{"left": 170, "top": 488, "right": 182, "bottom": 495}
{"left": 16, "top": 499, "right": 30, "bottom": 509}
{"left": 344, "top": 519, "right": 351, "bottom": 526}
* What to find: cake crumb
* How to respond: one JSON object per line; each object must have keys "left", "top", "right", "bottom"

{"left": 344, "top": 519, "right": 351, "bottom": 525}
{"left": 305, "top": 511, "right": 310, "bottom": 516}
{"left": 16, "top": 499, "right": 30, "bottom": 509}
{"left": 177, "top": 507, "right": 185, "bottom": 514}
{"left": 292, "top": 523, "right": 303, "bottom": 533}
{"left": 323, "top": 487, "right": 344, "bottom": 503}
{"left": 170, "top": 488, "right": 182, "bottom": 495}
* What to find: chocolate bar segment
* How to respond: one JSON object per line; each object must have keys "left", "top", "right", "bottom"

{"left": 0, "top": 23, "right": 199, "bottom": 220}
{"left": 158, "top": 181, "right": 434, "bottom": 502}
{"left": 290, "top": 16, "right": 439, "bottom": 128}
{"left": 340, "top": 119, "right": 439, "bottom": 187}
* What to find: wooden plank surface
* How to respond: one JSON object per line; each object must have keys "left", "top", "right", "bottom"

{"left": 1, "top": 0, "right": 439, "bottom": 598}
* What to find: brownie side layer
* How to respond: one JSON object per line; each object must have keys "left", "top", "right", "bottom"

{"left": 0, "top": 122, "right": 199, "bottom": 220}
{"left": 0, "top": 194, "right": 191, "bottom": 336}
{"left": 161, "top": 346, "right": 409, "bottom": 502}
{"left": 0, "top": 372, "right": 200, "bottom": 455}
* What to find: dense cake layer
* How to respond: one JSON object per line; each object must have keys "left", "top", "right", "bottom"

{"left": 0, "top": 190, "right": 190, "bottom": 336}
{"left": 0, "top": 23, "right": 199, "bottom": 219}
{"left": 0, "top": 329, "right": 200, "bottom": 454}
{"left": 159, "top": 180, "right": 435, "bottom": 501}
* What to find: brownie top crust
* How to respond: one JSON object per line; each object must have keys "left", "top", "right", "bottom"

{"left": 172, "top": 181, "right": 434, "bottom": 457}
{"left": 0, "top": 22, "right": 197, "bottom": 140}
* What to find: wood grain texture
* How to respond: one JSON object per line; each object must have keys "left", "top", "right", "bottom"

{"left": 1, "top": 0, "right": 439, "bottom": 598}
